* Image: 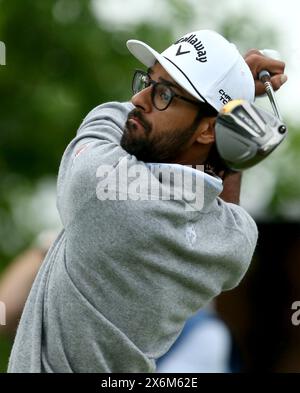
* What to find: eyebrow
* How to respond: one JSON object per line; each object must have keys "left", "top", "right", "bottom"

{"left": 147, "top": 67, "right": 185, "bottom": 94}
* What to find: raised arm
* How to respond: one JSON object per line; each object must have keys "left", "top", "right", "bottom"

{"left": 244, "top": 49, "right": 287, "bottom": 96}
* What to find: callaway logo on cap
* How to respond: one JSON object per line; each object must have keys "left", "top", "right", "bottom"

{"left": 126, "top": 30, "right": 255, "bottom": 111}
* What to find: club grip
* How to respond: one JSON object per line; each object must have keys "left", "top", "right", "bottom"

{"left": 258, "top": 70, "right": 271, "bottom": 82}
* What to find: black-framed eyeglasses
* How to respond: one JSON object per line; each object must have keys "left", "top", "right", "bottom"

{"left": 132, "top": 69, "right": 201, "bottom": 111}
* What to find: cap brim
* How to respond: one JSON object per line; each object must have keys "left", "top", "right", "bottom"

{"left": 126, "top": 39, "right": 205, "bottom": 103}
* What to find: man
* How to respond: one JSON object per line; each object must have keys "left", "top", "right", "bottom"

{"left": 8, "top": 30, "right": 286, "bottom": 373}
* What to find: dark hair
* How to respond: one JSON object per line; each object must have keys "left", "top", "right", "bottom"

{"left": 197, "top": 102, "right": 218, "bottom": 118}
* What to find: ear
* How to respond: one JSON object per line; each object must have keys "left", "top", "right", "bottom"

{"left": 195, "top": 117, "right": 216, "bottom": 145}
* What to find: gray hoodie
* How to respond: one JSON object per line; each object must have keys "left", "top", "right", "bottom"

{"left": 8, "top": 102, "right": 258, "bottom": 373}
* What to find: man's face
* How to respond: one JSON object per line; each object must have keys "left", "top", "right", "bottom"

{"left": 120, "top": 63, "right": 203, "bottom": 164}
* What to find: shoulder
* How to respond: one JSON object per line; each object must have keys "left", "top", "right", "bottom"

{"left": 81, "top": 101, "right": 134, "bottom": 125}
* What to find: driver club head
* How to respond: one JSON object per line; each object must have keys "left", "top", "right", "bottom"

{"left": 215, "top": 99, "right": 288, "bottom": 171}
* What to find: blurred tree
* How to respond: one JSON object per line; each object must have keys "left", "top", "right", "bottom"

{"left": 0, "top": 0, "right": 174, "bottom": 179}
{"left": 0, "top": 0, "right": 175, "bottom": 263}
{"left": 266, "top": 122, "right": 300, "bottom": 218}
{"left": 0, "top": 0, "right": 173, "bottom": 372}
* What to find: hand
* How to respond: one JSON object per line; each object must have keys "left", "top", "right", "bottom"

{"left": 244, "top": 49, "right": 287, "bottom": 96}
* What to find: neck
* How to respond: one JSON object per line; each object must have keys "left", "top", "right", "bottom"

{"left": 172, "top": 145, "right": 210, "bottom": 166}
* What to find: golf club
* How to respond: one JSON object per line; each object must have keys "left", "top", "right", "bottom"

{"left": 215, "top": 50, "right": 287, "bottom": 171}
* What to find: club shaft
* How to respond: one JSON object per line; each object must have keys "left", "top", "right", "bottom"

{"left": 258, "top": 70, "right": 282, "bottom": 120}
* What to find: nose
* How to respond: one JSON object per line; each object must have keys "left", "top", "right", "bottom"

{"left": 131, "top": 86, "right": 153, "bottom": 113}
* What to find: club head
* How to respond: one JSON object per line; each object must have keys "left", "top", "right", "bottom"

{"left": 215, "top": 99, "right": 288, "bottom": 171}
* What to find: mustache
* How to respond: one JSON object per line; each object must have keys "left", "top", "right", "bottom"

{"left": 127, "top": 109, "right": 152, "bottom": 134}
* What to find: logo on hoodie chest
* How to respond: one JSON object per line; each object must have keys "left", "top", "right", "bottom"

{"left": 185, "top": 224, "right": 197, "bottom": 247}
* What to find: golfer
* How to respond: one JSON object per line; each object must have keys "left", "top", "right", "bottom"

{"left": 8, "top": 30, "right": 286, "bottom": 373}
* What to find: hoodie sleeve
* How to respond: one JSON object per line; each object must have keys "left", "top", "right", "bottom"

{"left": 210, "top": 198, "right": 258, "bottom": 291}
{"left": 56, "top": 101, "right": 133, "bottom": 227}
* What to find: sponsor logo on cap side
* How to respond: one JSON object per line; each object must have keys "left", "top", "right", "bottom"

{"left": 219, "top": 89, "right": 232, "bottom": 105}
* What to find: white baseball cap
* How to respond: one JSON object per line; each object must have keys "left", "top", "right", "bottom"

{"left": 127, "top": 30, "right": 255, "bottom": 112}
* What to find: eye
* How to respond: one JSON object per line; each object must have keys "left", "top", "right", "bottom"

{"left": 158, "top": 86, "right": 172, "bottom": 102}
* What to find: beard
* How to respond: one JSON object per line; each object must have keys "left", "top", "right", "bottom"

{"left": 120, "top": 108, "right": 200, "bottom": 163}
